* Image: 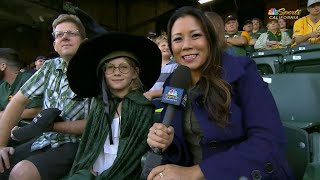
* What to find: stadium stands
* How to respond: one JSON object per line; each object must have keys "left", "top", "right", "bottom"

{"left": 251, "top": 48, "right": 290, "bottom": 74}
{"left": 291, "top": 44, "right": 320, "bottom": 54}
{"left": 263, "top": 73, "right": 320, "bottom": 180}
{"left": 251, "top": 44, "right": 320, "bottom": 74}
{"left": 282, "top": 51, "right": 320, "bottom": 73}
{"left": 283, "top": 123, "right": 310, "bottom": 180}
{"left": 263, "top": 73, "right": 320, "bottom": 129}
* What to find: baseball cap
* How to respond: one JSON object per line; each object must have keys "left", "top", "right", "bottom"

{"left": 308, "top": 0, "right": 320, "bottom": 7}
{"left": 225, "top": 15, "right": 237, "bottom": 23}
{"left": 243, "top": 20, "right": 253, "bottom": 25}
{"left": 35, "top": 55, "right": 46, "bottom": 61}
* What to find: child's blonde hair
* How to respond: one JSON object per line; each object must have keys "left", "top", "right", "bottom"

{"left": 154, "top": 32, "right": 168, "bottom": 45}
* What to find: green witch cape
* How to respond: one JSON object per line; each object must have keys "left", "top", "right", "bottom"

{"left": 66, "top": 90, "right": 154, "bottom": 180}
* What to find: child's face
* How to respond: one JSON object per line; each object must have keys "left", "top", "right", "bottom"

{"left": 103, "top": 57, "right": 138, "bottom": 97}
{"left": 158, "top": 41, "right": 171, "bottom": 60}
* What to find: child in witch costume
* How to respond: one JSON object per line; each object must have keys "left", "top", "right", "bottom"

{"left": 65, "top": 32, "right": 161, "bottom": 179}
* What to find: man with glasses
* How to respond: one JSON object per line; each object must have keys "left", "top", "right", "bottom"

{"left": 0, "top": 48, "right": 42, "bottom": 120}
{"left": 0, "top": 14, "right": 90, "bottom": 180}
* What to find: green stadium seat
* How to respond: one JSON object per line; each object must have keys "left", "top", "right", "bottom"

{"left": 303, "top": 162, "right": 320, "bottom": 180}
{"left": 310, "top": 133, "right": 320, "bottom": 163}
{"left": 264, "top": 73, "right": 320, "bottom": 179}
{"left": 262, "top": 73, "right": 320, "bottom": 129}
{"left": 283, "top": 122, "right": 320, "bottom": 180}
{"left": 291, "top": 44, "right": 320, "bottom": 54}
{"left": 252, "top": 48, "right": 291, "bottom": 57}
{"left": 253, "top": 57, "right": 278, "bottom": 75}
{"left": 282, "top": 51, "right": 320, "bottom": 73}
{"left": 251, "top": 48, "right": 290, "bottom": 75}
{"left": 284, "top": 123, "right": 310, "bottom": 180}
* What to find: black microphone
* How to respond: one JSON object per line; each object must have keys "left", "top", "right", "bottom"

{"left": 141, "top": 65, "right": 191, "bottom": 179}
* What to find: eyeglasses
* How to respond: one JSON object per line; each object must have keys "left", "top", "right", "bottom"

{"left": 52, "top": 30, "right": 80, "bottom": 39}
{"left": 103, "top": 62, "right": 132, "bottom": 75}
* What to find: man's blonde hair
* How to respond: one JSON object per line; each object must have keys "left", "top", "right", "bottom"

{"left": 52, "top": 14, "right": 86, "bottom": 38}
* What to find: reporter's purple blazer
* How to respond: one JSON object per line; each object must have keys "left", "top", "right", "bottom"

{"left": 161, "top": 53, "right": 295, "bottom": 180}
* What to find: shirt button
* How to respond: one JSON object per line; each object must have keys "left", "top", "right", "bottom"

{"left": 251, "top": 170, "right": 262, "bottom": 180}
{"left": 238, "top": 176, "right": 248, "bottom": 180}
{"left": 264, "top": 163, "right": 274, "bottom": 173}
{"left": 209, "top": 141, "right": 217, "bottom": 149}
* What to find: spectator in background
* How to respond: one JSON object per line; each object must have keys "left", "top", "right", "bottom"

{"left": 252, "top": 18, "right": 267, "bottom": 39}
{"left": 242, "top": 20, "right": 256, "bottom": 53}
{"left": 19, "top": 62, "right": 29, "bottom": 73}
{"left": 293, "top": 0, "right": 320, "bottom": 46}
{"left": 0, "top": 48, "right": 42, "bottom": 120}
{"left": 243, "top": 20, "right": 253, "bottom": 34}
{"left": 25, "top": 56, "right": 47, "bottom": 74}
{"left": 144, "top": 32, "right": 178, "bottom": 101}
{"left": 0, "top": 14, "right": 90, "bottom": 180}
{"left": 255, "top": 19, "right": 292, "bottom": 50}
{"left": 34, "top": 56, "right": 46, "bottom": 70}
{"left": 205, "top": 11, "right": 227, "bottom": 50}
{"left": 278, "top": 18, "right": 293, "bottom": 38}
{"left": 224, "top": 15, "right": 250, "bottom": 56}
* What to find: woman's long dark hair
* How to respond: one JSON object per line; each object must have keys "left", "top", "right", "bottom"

{"left": 167, "top": 6, "right": 231, "bottom": 127}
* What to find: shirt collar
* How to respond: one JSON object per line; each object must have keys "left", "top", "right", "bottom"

{"left": 167, "top": 59, "right": 176, "bottom": 65}
{"left": 56, "top": 57, "right": 68, "bottom": 73}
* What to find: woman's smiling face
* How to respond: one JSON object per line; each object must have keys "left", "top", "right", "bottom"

{"left": 170, "top": 15, "right": 209, "bottom": 77}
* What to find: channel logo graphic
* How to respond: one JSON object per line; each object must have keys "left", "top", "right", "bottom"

{"left": 161, "top": 86, "right": 185, "bottom": 106}
{"left": 268, "top": 8, "right": 279, "bottom": 15}
{"left": 166, "top": 89, "right": 178, "bottom": 101}
{"left": 267, "top": 8, "right": 301, "bottom": 20}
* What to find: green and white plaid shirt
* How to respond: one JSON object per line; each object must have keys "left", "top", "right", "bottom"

{"left": 20, "top": 57, "right": 90, "bottom": 151}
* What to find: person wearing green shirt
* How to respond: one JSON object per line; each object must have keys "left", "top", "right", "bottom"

{"left": 0, "top": 48, "right": 42, "bottom": 120}
{"left": 242, "top": 20, "right": 256, "bottom": 53}
{"left": 278, "top": 18, "right": 293, "bottom": 38}
{"left": 252, "top": 18, "right": 267, "bottom": 39}
{"left": 224, "top": 15, "right": 249, "bottom": 56}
